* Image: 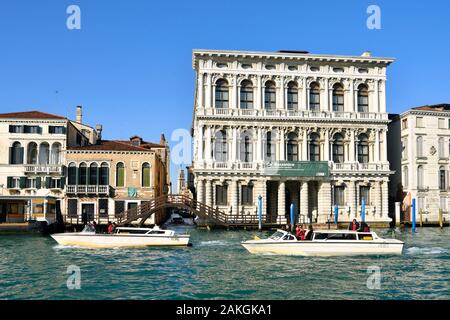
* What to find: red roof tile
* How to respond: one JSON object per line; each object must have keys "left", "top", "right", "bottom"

{"left": 67, "top": 140, "right": 156, "bottom": 152}
{"left": 412, "top": 104, "right": 450, "bottom": 112}
{"left": 0, "top": 110, "right": 66, "bottom": 120}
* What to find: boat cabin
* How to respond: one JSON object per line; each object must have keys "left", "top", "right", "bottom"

{"left": 271, "top": 229, "right": 380, "bottom": 241}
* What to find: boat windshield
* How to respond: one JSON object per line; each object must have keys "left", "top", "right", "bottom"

{"left": 81, "top": 224, "right": 96, "bottom": 233}
{"left": 269, "top": 231, "right": 286, "bottom": 240}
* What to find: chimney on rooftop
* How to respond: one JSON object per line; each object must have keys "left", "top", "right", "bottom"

{"left": 76, "top": 106, "right": 83, "bottom": 123}
{"left": 96, "top": 124, "right": 103, "bottom": 140}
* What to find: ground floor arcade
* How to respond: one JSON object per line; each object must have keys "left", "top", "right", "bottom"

{"left": 195, "top": 175, "right": 391, "bottom": 226}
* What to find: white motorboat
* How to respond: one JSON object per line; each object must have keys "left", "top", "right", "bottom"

{"left": 241, "top": 229, "right": 404, "bottom": 256}
{"left": 51, "top": 225, "right": 191, "bottom": 248}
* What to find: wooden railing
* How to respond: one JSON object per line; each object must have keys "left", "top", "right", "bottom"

{"left": 115, "top": 194, "right": 284, "bottom": 227}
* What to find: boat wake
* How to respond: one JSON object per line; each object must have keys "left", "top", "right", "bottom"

{"left": 198, "top": 240, "right": 230, "bottom": 247}
{"left": 405, "top": 246, "right": 450, "bottom": 255}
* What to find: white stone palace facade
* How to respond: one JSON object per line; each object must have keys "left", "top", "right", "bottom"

{"left": 388, "top": 104, "right": 450, "bottom": 223}
{"left": 191, "top": 49, "right": 394, "bottom": 225}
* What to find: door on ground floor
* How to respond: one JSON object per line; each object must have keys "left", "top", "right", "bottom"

{"left": 81, "top": 204, "right": 95, "bottom": 224}
{"left": 308, "top": 181, "right": 319, "bottom": 223}
{"left": 0, "top": 203, "right": 6, "bottom": 223}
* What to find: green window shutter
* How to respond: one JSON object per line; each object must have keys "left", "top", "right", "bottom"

{"left": 60, "top": 177, "right": 65, "bottom": 189}
{"left": 117, "top": 167, "right": 124, "bottom": 187}
{"left": 36, "top": 177, "right": 42, "bottom": 189}
{"left": 7, "top": 177, "right": 13, "bottom": 189}
{"left": 19, "top": 177, "right": 27, "bottom": 189}
{"left": 143, "top": 167, "right": 150, "bottom": 187}
{"left": 45, "top": 177, "right": 52, "bottom": 188}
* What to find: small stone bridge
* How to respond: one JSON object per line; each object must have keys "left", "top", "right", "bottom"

{"left": 116, "top": 194, "right": 285, "bottom": 228}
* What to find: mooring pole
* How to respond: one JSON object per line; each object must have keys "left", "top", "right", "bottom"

{"left": 258, "top": 195, "right": 262, "bottom": 231}
{"left": 334, "top": 205, "right": 338, "bottom": 229}
{"left": 439, "top": 208, "right": 443, "bottom": 228}
{"left": 290, "top": 203, "right": 295, "bottom": 233}
{"left": 412, "top": 198, "right": 416, "bottom": 233}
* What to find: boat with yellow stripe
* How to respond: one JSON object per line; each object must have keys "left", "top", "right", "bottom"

{"left": 50, "top": 225, "right": 190, "bottom": 248}
{"left": 242, "top": 229, "right": 404, "bottom": 256}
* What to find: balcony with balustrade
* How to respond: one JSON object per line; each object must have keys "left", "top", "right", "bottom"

{"left": 330, "top": 162, "right": 391, "bottom": 173}
{"left": 24, "top": 165, "right": 64, "bottom": 174}
{"left": 197, "top": 108, "right": 388, "bottom": 121}
{"left": 66, "top": 185, "right": 110, "bottom": 195}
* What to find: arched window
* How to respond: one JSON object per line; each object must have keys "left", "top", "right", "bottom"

{"left": 403, "top": 166, "right": 408, "bottom": 188}
{"left": 27, "top": 142, "right": 38, "bottom": 164}
{"left": 286, "top": 132, "right": 298, "bottom": 161}
{"left": 357, "top": 84, "right": 369, "bottom": 113}
{"left": 357, "top": 133, "right": 369, "bottom": 164}
{"left": 68, "top": 163, "right": 77, "bottom": 185}
{"left": 50, "top": 142, "right": 61, "bottom": 164}
{"left": 99, "top": 162, "right": 109, "bottom": 186}
{"left": 265, "top": 131, "right": 276, "bottom": 161}
{"left": 79, "top": 162, "right": 87, "bottom": 185}
{"left": 116, "top": 162, "right": 125, "bottom": 187}
{"left": 215, "top": 79, "right": 229, "bottom": 109}
{"left": 38, "top": 142, "right": 50, "bottom": 165}
{"left": 240, "top": 131, "right": 253, "bottom": 162}
{"left": 240, "top": 80, "right": 253, "bottom": 109}
{"left": 287, "top": 81, "right": 298, "bottom": 111}
{"left": 142, "top": 163, "right": 151, "bottom": 187}
{"left": 332, "top": 83, "right": 344, "bottom": 112}
{"left": 417, "top": 165, "right": 424, "bottom": 189}
{"left": 439, "top": 137, "right": 445, "bottom": 158}
{"left": 309, "top": 82, "right": 320, "bottom": 111}
{"left": 417, "top": 136, "right": 423, "bottom": 157}
{"left": 309, "top": 133, "right": 320, "bottom": 161}
{"left": 214, "top": 130, "right": 227, "bottom": 162}
{"left": 89, "top": 163, "right": 98, "bottom": 185}
{"left": 332, "top": 133, "right": 344, "bottom": 163}
{"left": 439, "top": 166, "right": 447, "bottom": 190}
{"left": 264, "top": 81, "right": 276, "bottom": 110}
{"left": 10, "top": 142, "right": 24, "bottom": 164}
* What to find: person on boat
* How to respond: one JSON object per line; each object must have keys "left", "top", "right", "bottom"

{"left": 296, "top": 224, "right": 306, "bottom": 240}
{"left": 359, "top": 221, "right": 371, "bottom": 232}
{"left": 107, "top": 222, "right": 114, "bottom": 234}
{"left": 304, "top": 225, "right": 314, "bottom": 240}
{"left": 348, "top": 219, "right": 360, "bottom": 231}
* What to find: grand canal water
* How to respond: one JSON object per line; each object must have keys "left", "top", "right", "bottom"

{"left": 0, "top": 225, "right": 449, "bottom": 300}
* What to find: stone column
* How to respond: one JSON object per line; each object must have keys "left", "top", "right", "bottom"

{"left": 323, "top": 78, "right": 329, "bottom": 112}
{"left": 379, "top": 80, "right": 386, "bottom": 113}
{"left": 205, "top": 126, "right": 212, "bottom": 162}
{"left": 302, "top": 129, "right": 308, "bottom": 160}
{"left": 300, "top": 181, "right": 309, "bottom": 222}
{"left": 197, "top": 179, "right": 204, "bottom": 208}
{"left": 256, "top": 75, "right": 262, "bottom": 110}
{"left": 231, "top": 75, "right": 237, "bottom": 110}
{"left": 205, "top": 180, "right": 212, "bottom": 208}
{"left": 382, "top": 130, "right": 388, "bottom": 161}
{"left": 348, "top": 79, "right": 354, "bottom": 113}
{"left": 349, "top": 130, "right": 355, "bottom": 162}
{"left": 256, "top": 127, "right": 262, "bottom": 162}
{"left": 231, "top": 179, "right": 239, "bottom": 215}
{"left": 303, "top": 78, "right": 309, "bottom": 110}
{"left": 375, "top": 180, "right": 382, "bottom": 218}
{"left": 348, "top": 180, "right": 356, "bottom": 218}
{"left": 197, "top": 125, "right": 204, "bottom": 163}
{"left": 318, "top": 181, "right": 332, "bottom": 223}
{"left": 279, "top": 128, "right": 286, "bottom": 161}
{"left": 197, "top": 72, "right": 204, "bottom": 107}
{"left": 375, "top": 129, "right": 380, "bottom": 162}
{"left": 205, "top": 73, "right": 212, "bottom": 109}
{"left": 382, "top": 180, "right": 389, "bottom": 220}
{"left": 277, "top": 77, "right": 284, "bottom": 111}
{"left": 324, "top": 130, "right": 330, "bottom": 162}
{"left": 373, "top": 80, "right": 380, "bottom": 113}
{"left": 277, "top": 181, "right": 286, "bottom": 222}
{"left": 231, "top": 127, "right": 237, "bottom": 162}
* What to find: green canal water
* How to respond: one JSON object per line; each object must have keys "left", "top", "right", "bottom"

{"left": 0, "top": 226, "right": 449, "bottom": 300}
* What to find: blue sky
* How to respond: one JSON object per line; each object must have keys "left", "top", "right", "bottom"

{"left": 0, "top": 0, "right": 449, "bottom": 184}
